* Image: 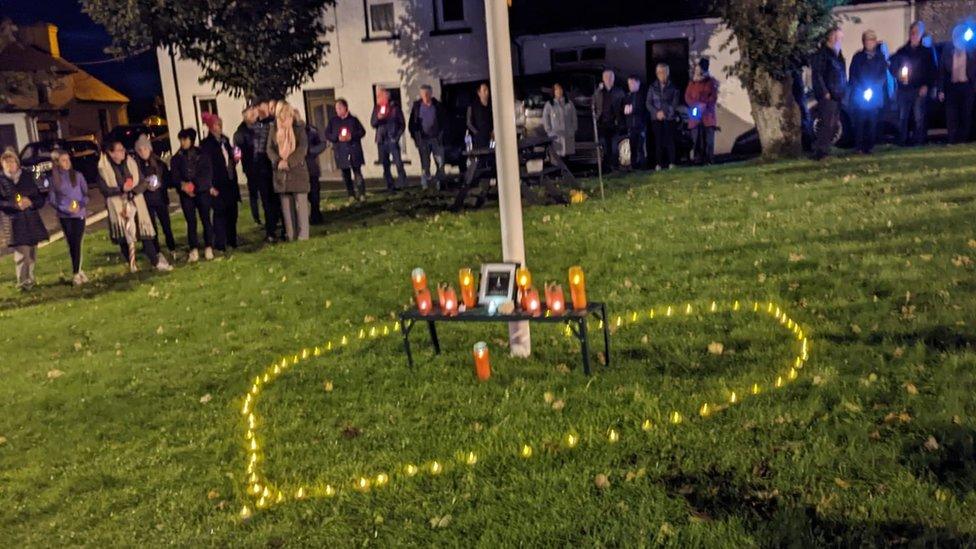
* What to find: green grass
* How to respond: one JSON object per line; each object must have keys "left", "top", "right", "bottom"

{"left": 1, "top": 144, "right": 975, "bottom": 545}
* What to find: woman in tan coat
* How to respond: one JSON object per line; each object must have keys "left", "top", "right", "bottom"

{"left": 266, "top": 101, "right": 310, "bottom": 241}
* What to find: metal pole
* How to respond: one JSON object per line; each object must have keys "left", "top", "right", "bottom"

{"left": 591, "top": 101, "right": 605, "bottom": 200}
{"left": 484, "top": 0, "right": 530, "bottom": 357}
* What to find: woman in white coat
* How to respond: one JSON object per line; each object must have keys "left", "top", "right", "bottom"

{"left": 542, "top": 82, "right": 577, "bottom": 158}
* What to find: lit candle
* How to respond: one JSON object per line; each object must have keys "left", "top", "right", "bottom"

{"left": 568, "top": 266, "right": 587, "bottom": 311}
{"left": 473, "top": 341, "right": 490, "bottom": 381}
{"left": 411, "top": 268, "right": 427, "bottom": 293}
{"left": 516, "top": 267, "right": 532, "bottom": 291}
{"left": 415, "top": 287, "right": 432, "bottom": 315}
{"left": 340, "top": 126, "right": 350, "bottom": 139}
{"left": 437, "top": 284, "right": 458, "bottom": 316}
{"left": 521, "top": 286, "right": 541, "bottom": 316}
{"left": 545, "top": 283, "right": 566, "bottom": 316}
{"left": 379, "top": 104, "right": 387, "bottom": 116}
{"left": 69, "top": 199, "right": 79, "bottom": 212}
{"left": 14, "top": 193, "right": 22, "bottom": 203}
{"left": 900, "top": 65, "right": 909, "bottom": 82}
{"left": 458, "top": 268, "right": 477, "bottom": 308}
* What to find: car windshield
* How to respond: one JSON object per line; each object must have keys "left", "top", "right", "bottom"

{"left": 20, "top": 142, "right": 61, "bottom": 163}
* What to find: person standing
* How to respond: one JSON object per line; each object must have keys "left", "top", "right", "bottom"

{"left": 0, "top": 149, "right": 48, "bottom": 290}
{"left": 409, "top": 85, "right": 448, "bottom": 191}
{"left": 848, "top": 30, "right": 889, "bottom": 154}
{"left": 253, "top": 100, "right": 283, "bottom": 242}
{"left": 267, "top": 101, "right": 310, "bottom": 242}
{"left": 371, "top": 87, "right": 407, "bottom": 192}
{"left": 306, "top": 123, "right": 327, "bottom": 224}
{"left": 133, "top": 134, "right": 176, "bottom": 256}
{"left": 646, "top": 63, "right": 680, "bottom": 170}
{"left": 234, "top": 105, "right": 261, "bottom": 226}
{"left": 938, "top": 35, "right": 976, "bottom": 144}
{"left": 542, "top": 82, "right": 578, "bottom": 160}
{"left": 623, "top": 75, "right": 646, "bottom": 169}
{"left": 200, "top": 113, "right": 241, "bottom": 252}
{"left": 685, "top": 58, "right": 720, "bottom": 164}
{"left": 97, "top": 140, "right": 172, "bottom": 272}
{"left": 47, "top": 150, "right": 89, "bottom": 285}
{"left": 593, "top": 69, "right": 625, "bottom": 170}
{"left": 170, "top": 128, "right": 214, "bottom": 262}
{"left": 890, "top": 21, "right": 938, "bottom": 146}
{"left": 811, "top": 27, "right": 847, "bottom": 160}
{"left": 325, "top": 99, "right": 368, "bottom": 201}
{"left": 466, "top": 82, "right": 494, "bottom": 148}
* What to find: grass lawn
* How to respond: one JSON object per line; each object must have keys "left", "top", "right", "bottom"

{"left": 1, "top": 144, "right": 975, "bottom": 546}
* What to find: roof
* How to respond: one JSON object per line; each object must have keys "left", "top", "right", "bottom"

{"left": 69, "top": 65, "right": 128, "bottom": 103}
{"left": 0, "top": 41, "right": 128, "bottom": 104}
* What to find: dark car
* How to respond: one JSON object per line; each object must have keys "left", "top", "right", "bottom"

{"left": 19, "top": 138, "right": 101, "bottom": 193}
{"left": 107, "top": 124, "right": 170, "bottom": 157}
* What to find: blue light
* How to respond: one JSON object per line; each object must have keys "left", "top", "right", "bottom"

{"left": 863, "top": 88, "right": 873, "bottom": 102}
{"left": 965, "top": 27, "right": 974, "bottom": 42}
{"left": 691, "top": 106, "right": 700, "bottom": 118}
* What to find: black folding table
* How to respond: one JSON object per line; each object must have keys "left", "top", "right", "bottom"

{"left": 398, "top": 302, "right": 610, "bottom": 375}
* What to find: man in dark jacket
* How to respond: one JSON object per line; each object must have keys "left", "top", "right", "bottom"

{"left": 253, "top": 100, "right": 283, "bottom": 241}
{"left": 409, "top": 84, "right": 449, "bottom": 190}
{"left": 466, "top": 82, "right": 493, "bottom": 148}
{"left": 233, "top": 105, "right": 261, "bottom": 225}
{"left": 848, "top": 30, "right": 889, "bottom": 154}
{"left": 623, "top": 75, "right": 646, "bottom": 169}
{"left": 325, "top": 99, "right": 368, "bottom": 201}
{"left": 593, "top": 70, "right": 625, "bottom": 170}
{"left": 811, "top": 27, "right": 847, "bottom": 160}
{"left": 306, "top": 124, "right": 327, "bottom": 223}
{"left": 200, "top": 113, "right": 241, "bottom": 251}
{"left": 134, "top": 134, "right": 176, "bottom": 253}
{"left": 371, "top": 87, "right": 407, "bottom": 192}
{"left": 171, "top": 128, "right": 215, "bottom": 261}
{"left": 938, "top": 36, "right": 976, "bottom": 143}
{"left": 890, "top": 21, "right": 938, "bottom": 145}
{"left": 646, "top": 63, "right": 680, "bottom": 170}
{"left": 0, "top": 149, "right": 48, "bottom": 290}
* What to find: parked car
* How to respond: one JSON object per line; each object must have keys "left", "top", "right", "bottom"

{"left": 19, "top": 138, "right": 101, "bottom": 194}
{"left": 106, "top": 124, "right": 170, "bottom": 157}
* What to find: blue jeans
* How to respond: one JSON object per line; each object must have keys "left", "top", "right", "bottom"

{"left": 416, "top": 136, "right": 445, "bottom": 188}
{"left": 378, "top": 140, "right": 407, "bottom": 190}
{"left": 691, "top": 125, "right": 715, "bottom": 164}
{"left": 897, "top": 87, "right": 928, "bottom": 146}
{"left": 853, "top": 107, "right": 880, "bottom": 153}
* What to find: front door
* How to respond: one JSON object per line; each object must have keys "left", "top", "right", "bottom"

{"left": 303, "top": 89, "right": 339, "bottom": 180}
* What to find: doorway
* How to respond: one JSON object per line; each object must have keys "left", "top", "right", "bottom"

{"left": 646, "top": 39, "right": 690, "bottom": 97}
{"left": 303, "top": 88, "right": 339, "bottom": 180}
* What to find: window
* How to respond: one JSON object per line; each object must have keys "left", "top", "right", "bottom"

{"left": 442, "top": 0, "right": 464, "bottom": 22}
{"left": 431, "top": 0, "right": 471, "bottom": 36}
{"left": 645, "top": 39, "right": 690, "bottom": 99}
{"left": 372, "top": 84, "right": 409, "bottom": 157}
{"left": 364, "top": 0, "right": 397, "bottom": 40}
{"left": 0, "top": 124, "right": 17, "bottom": 153}
{"left": 580, "top": 47, "right": 606, "bottom": 62}
{"left": 551, "top": 49, "right": 580, "bottom": 67}
{"left": 550, "top": 45, "right": 606, "bottom": 69}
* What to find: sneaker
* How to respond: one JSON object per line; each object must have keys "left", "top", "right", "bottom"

{"left": 668, "top": 164, "right": 676, "bottom": 170}
{"left": 420, "top": 176, "right": 429, "bottom": 190}
{"left": 129, "top": 263, "right": 139, "bottom": 274}
{"left": 188, "top": 248, "right": 199, "bottom": 263}
{"left": 204, "top": 247, "right": 214, "bottom": 261}
{"left": 72, "top": 273, "right": 84, "bottom": 286}
{"left": 654, "top": 165, "right": 662, "bottom": 172}
{"left": 78, "top": 271, "right": 89, "bottom": 283}
{"left": 156, "top": 257, "right": 174, "bottom": 272}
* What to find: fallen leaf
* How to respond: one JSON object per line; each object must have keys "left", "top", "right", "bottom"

{"left": 47, "top": 369, "right": 64, "bottom": 379}
{"left": 923, "top": 436, "right": 940, "bottom": 452}
{"left": 904, "top": 383, "right": 918, "bottom": 395}
{"left": 0, "top": 436, "right": 7, "bottom": 445}
{"left": 341, "top": 426, "right": 362, "bottom": 439}
{"left": 543, "top": 391, "right": 555, "bottom": 404}
{"left": 551, "top": 399, "right": 565, "bottom": 411}
{"left": 707, "top": 342, "right": 724, "bottom": 355}
{"left": 555, "top": 363, "right": 571, "bottom": 374}
{"left": 851, "top": 324, "right": 862, "bottom": 334}
{"left": 594, "top": 473, "right": 610, "bottom": 490}
{"left": 207, "top": 490, "right": 220, "bottom": 500}
{"left": 199, "top": 393, "right": 212, "bottom": 404}
{"left": 834, "top": 478, "right": 851, "bottom": 490}
{"left": 428, "top": 514, "right": 452, "bottom": 528}
{"left": 156, "top": 325, "right": 164, "bottom": 335}
{"left": 788, "top": 252, "right": 805, "bottom": 262}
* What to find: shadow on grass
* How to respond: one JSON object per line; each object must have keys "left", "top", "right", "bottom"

{"left": 901, "top": 423, "right": 976, "bottom": 500}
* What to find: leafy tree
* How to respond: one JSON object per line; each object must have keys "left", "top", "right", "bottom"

{"left": 714, "top": 0, "right": 846, "bottom": 158}
{"left": 81, "top": 0, "right": 335, "bottom": 99}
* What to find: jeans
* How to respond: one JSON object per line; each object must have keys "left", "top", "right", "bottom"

{"left": 58, "top": 217, "right": 85, "bottom": 274}
{"left": 253, "top": 156, "right": 282, "bottom": 238}
{"left": 650, "top": 120, "right": 676, "bottom": 167}
{"left": 179, "top": 191, "right": 213, "bottom": 249}
{"left": 12, "top": 245, "right": 36, "bottom": 289}
{"left": 146, "top": 197, "right": 176, "bottom": 251}
{"left": 308, "top": 169, "right": 322, "bottom": 224}
{"left": 691, "top": 125, "right": 715, "bottom": 164}
{"left": 627, "top": 128, "right": 645, "bottom": 169}
{"left": 598, "top": 127, "right": 619, "bottom": 170}
{"left": 243, "top": 168, "right": 262, "bottom": 224}
{"left": 416, "top": 136, "right": 445, "bottom": 188}
{"left": 814, "top": 98, "right": 840, "bottom": 156}
{"left": 945, "top": 82, "right": 975, "bottom": 144}
{"left": 342, "top": 167, "right": 366, "bottom": 198}
{"left": 853, "top": 107, "right": 880, "bottom": 153}
{"left": 378, "top": 140, "right": 406, "bottom": 190}
{"left": 279, "top": 192, "right": 309, "bottom": 241}
{"left": 212, "top": 190, "right": 239, "bottom": 250}
{"left": 897, "top": 87, "right": 928, "bottom": 146}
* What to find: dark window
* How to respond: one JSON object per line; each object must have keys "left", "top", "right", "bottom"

{"left": 646, "top": 39, "right": 690, "bottom": 98}
{"left": 0, "top": 124, "right": 17, "bottom": 152}
{"left": 97, "top": 109, "right": 109, "bottom": 136}
{"left": 369, "top": 3, "right": 395, "bottom": 33}
{"left": 442, "top": 0, "right": 464, "bottom": 22}
{"left": 551, "top": 49, "right": 580, "bottom": 67}
{"left": 198, "top": 98, "right": 218, "bottom": 117}
{"left": 580, "top": 47, "right": 606, "bottom": 62}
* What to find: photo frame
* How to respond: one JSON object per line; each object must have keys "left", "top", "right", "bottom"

{"left": 478, "top": 262, "right": 519, "bottom": 306}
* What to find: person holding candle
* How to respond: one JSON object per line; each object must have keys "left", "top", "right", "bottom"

{"left": 47, "top": 149, "right": 89, "bottom": 285}
{"left": 134, "top": 134, "right": 177, "bottom": 256}
{"left": 937, "top": 34, "right": 976, "bottom": 144}
{"left": 890, "top": 21, "right": 937, "bottom": 146}
{"left": 622, "top": 75, "right": 646, "bottom": 169}
{"left": 267, "top": 101, "right": 310, "bottom": 242}
{"left": 325, "top": 99, "right": 368, "bottom": 201}
{"left": 0, "top": 148, "right": 48, "bottom": 290}
{"left": 810, "top": 27, "right": 847, "bottom": 161}
{"left": 171, "top": 128, "right": 215, "bottom": 261}
{"left": 200, "top": 112, "right": 242, "bottom": 251}
{"left": 370, "top": 87, "right": 407, "bottom": 193}
{"left": 684, "top": 58, "right": 720, "bottom": 165}
{"left": 646, "top": 63, "right": 680, "bottom": 171}
{"left": 848, "top": 30, "right": 890, "bottom": 154}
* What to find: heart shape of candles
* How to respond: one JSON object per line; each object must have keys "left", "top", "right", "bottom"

{"left": 235, "top": 298, "right": 810, "bottom": 517}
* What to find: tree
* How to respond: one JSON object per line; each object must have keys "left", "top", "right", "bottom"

{"left": 81, "top": 0, "right": 335, "bottom": 99}
{"left": 714, "top": 0, "right": 846, "bottom": 158}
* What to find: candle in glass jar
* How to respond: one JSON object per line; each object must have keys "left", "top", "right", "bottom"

{"left": 516, "top": 267, "right": 532, "bottom": 291}
{"left": 545, "top": 283, "right": 566, "bottom": 316}
{"left": 568, "top": 266, "right": 587, "bottom": 311}
{"left": 437, "top": 284, "right": 458, "bottom": 316}
{"left": 473, "top": 342, "right": 491, "bottom": 381}
{"left": 411, "top": 268, "right": 427, "bottom": 293}
{"left": 522, "top": 286, "right": 541, "bottom": 316}
{"left": 458, "top": 268, "right": 477, "bottom": 308}
{"left": 415, "top": 287, "right": 432, "bottom": 315}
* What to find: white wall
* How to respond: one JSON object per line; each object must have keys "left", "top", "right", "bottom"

{"left": 158, "top": 0, "right": 489, "bottom": 179}
{"left": 0, "top": 112, "right": 34, "bottom": 151}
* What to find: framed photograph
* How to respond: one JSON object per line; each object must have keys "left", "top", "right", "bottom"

{"left": 478, "top": 262, "right": 519, "bottom": 305}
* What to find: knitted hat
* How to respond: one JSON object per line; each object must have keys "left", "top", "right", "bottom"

{"left": 201, "top": 111, "right": 222, "bottom": 132}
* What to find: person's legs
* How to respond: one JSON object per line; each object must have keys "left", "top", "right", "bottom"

{"left": 897, "top": 89, "right": 912, "bottom": 146}
{"left": 704, "top": 126, "right": 715, "bottom": 164}
{"left": 59, "top": 217, "right": 83, "bottom": 274}
{"left": 341, "top": 168, "right": 356, "bottom": 197}
{"left": 294, "top": 192, "right": 310, "bottom": 241}
{"left": 853, "top": 108, "right": 866, "bottom": 152}
{"left": 664, "top": 122, "right": 677, "bottom": 166}
{"left": 912, "top": 92, "right": 928, "bottom": 146}
{"left": 141, "top": 237, "right": 159, "bottom": 266}
{"left": 180, "top": 193, "right": 199, "bottom": 249}
{"left": 431, "top": 138, "right": 445, "bottom": 186}
{"left": 961, "top": 87, "right": 975, "bottom": 142}
{"left": 814, "top": 99, "right": 838, "bottom": 157}
{"left": 212, "top": 192, "right": 228, "bottom": 251}
{"left": 13, "top": 245, "right": 36, "bottom": 289}
{"left": 627, "top": 129, "right": 641, "bottom": 168}
{"left": 226, "top": 194, "right": 239, "bottom": 247}
{"left": 390, "top": 144, "right": 407, "bottom": 189}
{"left": 196, "top": 193, "right": 214, "bottom": 249}
{"left": 651, "top": 122, "right": 665, "bottom": 168}
{"left": 245, "top": 170, "right": 261, "bottom": 224}
{"left": 279, "top": 193, "right": 296, "bottom": 241}
{"left": 155, "top": 200, "right": 176, "bottom": 251}
{"left": 353, "top": 166, "right": 366, "bottom": 197}
{"left": 380, "top": 142, "right": 395, "bottom": 190}
{"left": 417, "top": 138, "right": 432, "bottom": 188}
{"left": 308, "top": 172, "right": 322, "bottom": 224}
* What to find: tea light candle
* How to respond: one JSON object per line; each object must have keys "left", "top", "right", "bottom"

{"left": 379, "top": 104, "right": 388, "bottom": 116}
{"left": 522, "top": 286, "right": 541, "bottom": 317}
{"left": 473, "top": 341, "right": 491, "bottom": 381}
{"left": 411, "top": 268, "right": 427, "bottom": 293}
{"left": 516, "top": 267, "right": 532, "bottom": 291}
{"left": 568, "top": 266, "right": 587, "bottom": 311}
{"left": 545, "top": 283, "right": 565, "bottom": 316}
{"left": 340, "top": 127, "right": 350, "bottom": 139}
{"left": 437, "top": 284, "right": 458, "bottom": 316}
{"left": 458, "top": 268, "right": 477, "bottom": 308}
{"left": 69, "top": 199, "right": 79, "bottom": 212}
{"left": 415, "top": 287, "right": 432, "bottom": 315}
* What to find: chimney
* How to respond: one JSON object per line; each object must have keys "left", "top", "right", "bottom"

{"left": 17, "top": 23, "right": 60, "bottom": 58}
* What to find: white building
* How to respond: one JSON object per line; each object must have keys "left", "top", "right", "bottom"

{"left": 159, "top": 0, "right": 915, "bottom": 172}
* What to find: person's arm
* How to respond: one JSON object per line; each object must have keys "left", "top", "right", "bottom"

{"left": 542, "top": 102, "right": 554, "bottom": 135}
{"left": 196, "top": 154, "right": 213, "bottom": 189}
{"left": 97, "top": 170, "right": 122, "bottom": 197}
{"left": 437, "top": 103, "right": 449, "bottom": 138}
{"left": 811, "top": 53, "right": 828, "bottom": 99}
{"left": 266, "top": 124, "right": 281, "bottom": 167}
{"left": 407, "top": 102, "right": 419, "bottom": 139}
{"left": 79, "top": 173, "right": 90, "bottom": 206}
{"left": 568, "top": 101, "right": 578, "bottom": 133}
{"left": 393, "top": 107, "right": 405, "bottom": 140}
{"left": 353, "top": 118, "right": 367, "bottom": 140}
{"left": 369, "top": 106, "right": 380, "bottom": 128}
{"left": 291, "top": 126, "right": 309, "bottom": 167}
{"left": 466, "top": 106, "right": 478, "bottom": 135}
{"left": 307, "top": 128, "right": 326, "bottom": 156}
{"left": 927, "top": 46, "right": 939, "bottom": 88}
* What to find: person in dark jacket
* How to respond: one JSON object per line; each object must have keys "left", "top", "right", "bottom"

{"left": 848, "top": 30, "right": 889, "bottom": 154}
{"left": 253, "top": 100, "right": 283, "bottom": 242}
{"left": 200, "top": 113, "right": 241, "bottom": 251}
{"left": 134, "top": 134, "right": 176, "bottom": 254}
{"left": 938, "top": 34, "right": 976, "bottom": 143}
{"left": 233, "top": 105, "right": 261, "bottom": 225}
{"left": 646, "top": 63, "right": 680, "bottom": 170}
{"left": 466, "top": 82, "right": 494, "bottom": 148}
{"left": 306, "top": 123, "right": 327, "bottom": 224}
{"left": 371, "top": 87, "right": 407, "bottom": 192}
{"left": 890, "top": 21, "right": 938, "bottom": 145}
{"left": 170, "top": 128, "right": 214, "bottom": 262}
{"left": 0, "top": 149, "right": 48, "bottom": 290}
{"left": 811, "top": 27, "right": 848, "bottom": 159}
{"left": 409, "top": 85, "right": 449, "bottom": 190}
{"left": 593, "top": 70, "right": 625, "bottom": 170}
{"left": 47, "top": 149, "right": 89, "bottom": 284}
{"left": 325, "top": 99, "right": 368, "bottom": 201}
{"left": 623, "top": 75, "right": 646, "bottom": 169}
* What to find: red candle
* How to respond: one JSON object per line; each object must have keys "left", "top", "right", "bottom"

{"left": 473, "top": 342, "right": 491, "bottom": 381}
{"left": 411, "top": 268, "right": 427, "bottom": 294}
{"left": 568, "top": 266, "right": 587, "bottom": 311}
{"left": 522, "top": 286, "right": 541, "bottom": 317}
{"left": 458, "top": 268, "right": 477, "bottom": 308}
{"left": 437, "top": 285, "right": 458, "bottom": 316}
{"left": 415, "top": 287, "right": 432, "bottom": 315}
{"left": 545, "top": 283, "right": 566, "bottom": 316}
